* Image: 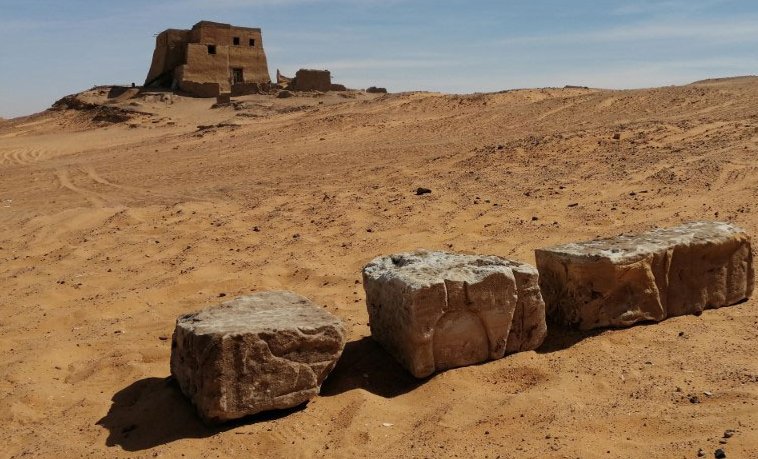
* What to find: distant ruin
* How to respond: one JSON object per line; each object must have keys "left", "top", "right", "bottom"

{"left": 144, "top": 21, "right": 271, "bottom": 97}
{"left": 290, "top": 69, "right": 332, "bottom": 91}
{"left": 278, "top": 69, "right": 347, "bottom": 92}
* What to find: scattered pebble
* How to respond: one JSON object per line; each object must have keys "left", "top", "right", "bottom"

{"left": 415, "top": 187, "right": 432, "bottom": 195}
{"left": 715, "top": 448, "right": 726, "bottom": 458}
{"left": 218, "top": 293, "right": 227, "bottom": 297}
{"left": 382, "top": 422, "right": 393, "bottom": 427}
{"left": 723, "top": 430, "right": 734, "bottom": 438}
{"left": 697, "top": 449, "right": 705, "bottom": 457}
{"left": 689, "top": 395, "right": 700, "bottom": 404}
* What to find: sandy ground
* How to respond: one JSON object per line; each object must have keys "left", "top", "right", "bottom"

{"left": 0, "top": 78, "right": 756, "bottom": 459}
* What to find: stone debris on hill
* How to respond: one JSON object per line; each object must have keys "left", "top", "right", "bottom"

{"left": 50, "top": 93, "right": 153, "bottom": 125}
{"left": 362, "top": 251, "right": 547, "bottom": 378}
{"left": 536, "top": 221, "right": 754, "bottom": 330}
{"left": 170, "top": 291, "right": 346, "bottom": 423}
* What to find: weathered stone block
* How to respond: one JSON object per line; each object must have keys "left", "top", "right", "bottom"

{"left": 363, "top": 251, "right": 547, "bottom": 378}
{"left": 536, "top": 222, "right": 754, "bottom": 330}
{"left": 170, "top": 291, "right": 346, "bottom": 423}
{"left": 215, "top": 92, "right": 231, "bottom": 105}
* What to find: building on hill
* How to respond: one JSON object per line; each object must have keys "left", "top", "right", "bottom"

{"left": 290, "top": 69, "right": 332, "bottom": 92}
{"left": 144, "top": 21, "right": 271, "bottom": 97}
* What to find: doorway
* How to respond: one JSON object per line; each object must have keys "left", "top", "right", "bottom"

{"left": 231, "top": 68, "right": 244, "bottom": 85}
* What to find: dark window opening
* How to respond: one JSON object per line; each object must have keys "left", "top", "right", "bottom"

{"left": 232, "top": 68, "right": 244, "bottom": 84}
{"left": 207, "top": 44, "right": 216, "bottom": 55}
{"left": 233, "top": 36, "right": 240, "bottom": 45}
{"left": 249, "top": 38, "right": 255, "bottom": 47}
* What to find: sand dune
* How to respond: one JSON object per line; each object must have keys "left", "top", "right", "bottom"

{"left": 0, "top": 78, "right": 756, "bottom": 458}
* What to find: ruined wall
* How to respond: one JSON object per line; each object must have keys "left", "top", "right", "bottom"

{"left": 180, "top": 43, "right": 232, "bottom": 92}
{"left": 145, "top": 29, "right": 190, "bottom": 87}
{"left": 231, "top": 83, "right": 264, "bottom": 96}
{"left": 183, "top": 22, "right": 270, "bottom": 87}
{"left": 227, "top": 43, "right": 270, "bottom": 84}
{"left": 291, "top": 69, "right": 331, "bottom": 91}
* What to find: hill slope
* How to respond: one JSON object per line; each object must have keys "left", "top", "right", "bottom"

{"left": 0, "top": 79, "right": 756, "bottom": 458}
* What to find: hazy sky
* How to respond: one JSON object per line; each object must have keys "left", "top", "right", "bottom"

{"left": 1, "top": 0, "right": 757, "bottom": 117}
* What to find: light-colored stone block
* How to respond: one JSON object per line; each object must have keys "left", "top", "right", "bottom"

{"left": 536, "top": 222, "right": 754, "bottom": 330}
{"left": 362, "top": 251, "right": 547, "bottom": 378}
{"left": 170, "top": 291, "right": 345, "bottom": 423}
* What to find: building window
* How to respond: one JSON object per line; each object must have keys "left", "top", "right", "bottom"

{"left": 207, "top": 44, "right": 216, "bottom": 55}
{"left": 233, "top": 37, "right": 240, "bottom": 45}
{"left": 249, "top": 38, "right": 255, "bottom": 47}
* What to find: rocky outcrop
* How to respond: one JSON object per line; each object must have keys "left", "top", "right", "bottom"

{"left": 363, "top": 251, "right": 546, "bottom": 378}
{"left": 536, "top": 222, "right": 754, "bottom": 330}
{"left": 171, "top": 291, "right": 346, "bottom": 423}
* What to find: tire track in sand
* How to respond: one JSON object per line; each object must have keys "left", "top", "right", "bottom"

{"left": 54, "top": 168, "right": 106, "bottom": 207}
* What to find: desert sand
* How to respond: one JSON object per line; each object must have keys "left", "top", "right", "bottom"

{"left": 0, "top": 77, "right": 756, "bottom": 458}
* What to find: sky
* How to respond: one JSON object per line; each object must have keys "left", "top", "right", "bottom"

{"left": 1, "top": 0, "right": 757, "bottom": 118}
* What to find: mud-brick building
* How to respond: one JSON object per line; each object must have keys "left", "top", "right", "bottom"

{"left": 144, "top": 21, "right": 271, "bottom": 97}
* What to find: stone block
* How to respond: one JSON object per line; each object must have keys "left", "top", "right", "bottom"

{"left": 536, "top": 222, "right": 754, "bottom": 330}
{"left": 170, "top": 291, "right": 346, "bottom": 423}
{"left": 215, "top": 92, "right": 231, "bottom": 105}
{"left": 362, "top": 251, "right": 546, "bottom": 378}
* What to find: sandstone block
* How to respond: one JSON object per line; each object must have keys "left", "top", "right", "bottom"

{"left": 536, "top": 222, "right": 754, "bottom": 330}
{"left": 363, "top": 251, "right": 547, "bottom": 378}
{"left": 215, "top": 92, "right": 231, "bottom": 105}
{"left": 170, "top": 291, "right": 346, "bottom": 423}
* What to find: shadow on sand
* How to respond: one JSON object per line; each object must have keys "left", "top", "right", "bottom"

{"left": 98, "top": 328, "right": 610, "bottom": 451}
{"left": 320, "top": 337, "right": 423, "bottom": 398}
{"left": 535, "top": 320, "right": 641, "bottom": 354}
{"left": 97, "top": 376, "right": 304, "bottom": 451}
{"left": 535, "top": 320, "right": 607, "bottom": 354}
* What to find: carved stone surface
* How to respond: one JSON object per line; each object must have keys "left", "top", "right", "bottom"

{"left": 171, "top": 291, "right": 346, "bottom": 423}
{"left": 536, "top": 222, "right": 754, "bottom": 330}
{"left": 362, "top": 251, "right": 547, "bottom": 378}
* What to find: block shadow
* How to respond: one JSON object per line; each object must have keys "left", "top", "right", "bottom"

{"left": 535, "top": 322, "right": 605, "bottom": 354}
{"left": 321, "top": 337, "right": 423, "bottom": 398}
{"left": 97, "top": 376, "right": 304, "bottom": 452}
{"left": 106, "top": 86, "right": 133, "bottom": 99}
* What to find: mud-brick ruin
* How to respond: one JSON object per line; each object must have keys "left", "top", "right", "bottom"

{"left": 144, "top": 21, "right": 271, "bottom": 97}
